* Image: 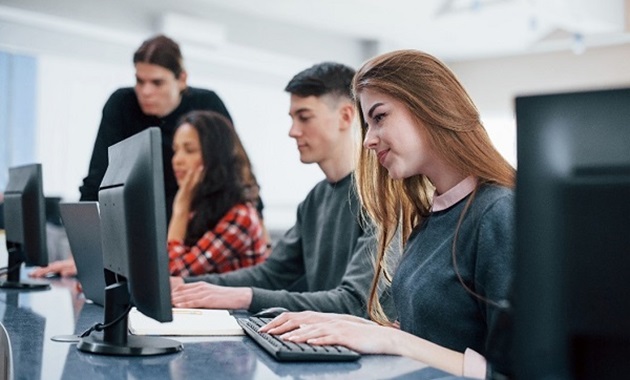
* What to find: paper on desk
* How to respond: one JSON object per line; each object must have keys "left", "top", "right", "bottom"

{"left": 128, "top": 307, "right": 245, "bottom": 336}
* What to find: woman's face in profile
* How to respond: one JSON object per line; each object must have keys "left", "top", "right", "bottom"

{"left": 172, "top": 123, "right": 203, "bottom": 187}
{"left": 134, "top": 62, "right": 186, "bottom": 118}
{"left": 360, "top": 88, "right": 436, "bottom": 180}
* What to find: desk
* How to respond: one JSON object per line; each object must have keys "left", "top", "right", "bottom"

{"left": 0, "top": 277, "right": 458, "bottom": 380}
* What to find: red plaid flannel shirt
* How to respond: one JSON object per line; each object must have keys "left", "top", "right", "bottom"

{"left": 168, "top": 203, "right": 269, "bottom": 276}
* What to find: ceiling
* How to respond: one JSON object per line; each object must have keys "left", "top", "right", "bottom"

{"left": 155, "top": 0, "right": 630, "bottom": 62}
{"left": 1, "top": 0, "right": 629, "bottom": 65}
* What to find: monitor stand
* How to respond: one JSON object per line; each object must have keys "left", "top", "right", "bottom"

{"left": 77, "top": 281, "right": 182, "bottom": 356}
{"left": 0, "top": 247, "right": 50, "bottom": 291}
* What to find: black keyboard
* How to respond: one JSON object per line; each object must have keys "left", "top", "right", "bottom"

{"left": 237, "top": 316, "right": 361, "bottom": 362}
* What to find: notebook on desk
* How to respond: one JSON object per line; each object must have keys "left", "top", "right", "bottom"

{"left": 128, "top": 307, "right": 244, "bottom": 336}
{"left": 59, "top": 201, "right": 106, "bottom": 306}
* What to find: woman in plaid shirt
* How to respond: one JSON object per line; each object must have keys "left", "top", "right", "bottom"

{"left": 168, "top": 110, "right": 269, "bottom": 277}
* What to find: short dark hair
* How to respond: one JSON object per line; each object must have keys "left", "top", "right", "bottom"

{"left": 285, "top": 62, "right": 355, "bottom": 100}
{"left": 133, "top": 34, "right": 184, "bottom": 78}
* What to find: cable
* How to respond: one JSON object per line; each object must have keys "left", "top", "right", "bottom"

{"left": 0, "top": 246, "right": 22, "bottom": 276}
{"left": 79, "top": 304, "right": 133, "bottom": 338}
{"left": 0, "top": 262, "right": 23, "bottom": 277}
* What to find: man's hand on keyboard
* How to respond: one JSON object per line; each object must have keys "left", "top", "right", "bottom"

{"left": 171, "top": 281, "right": 253, "bottom": 309}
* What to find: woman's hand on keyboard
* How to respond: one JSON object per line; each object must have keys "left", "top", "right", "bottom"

{"left": 277, "top": 318, "right": 400, "bottom": 355}
{"left": 259, "top": 311, "right": 373, "bottom": 336}
{"left": 274, "top": 319, "right": 466, "bottom": 374}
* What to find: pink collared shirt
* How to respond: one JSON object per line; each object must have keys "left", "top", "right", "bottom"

{"left": 432, "top": 176, "right": 478, "bottom": 212}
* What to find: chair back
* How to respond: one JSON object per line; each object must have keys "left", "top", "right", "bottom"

{"left": 0, "top": 322, "right": 13, "bottom": 380}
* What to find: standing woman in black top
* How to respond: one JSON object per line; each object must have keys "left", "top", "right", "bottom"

{"left": 31, "top": 34, "right": 263, "bottom": 278}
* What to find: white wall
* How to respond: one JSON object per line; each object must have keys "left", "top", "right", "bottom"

{"left": 449, "top": 43, "right": 630, "bottom": 166}
{"left": 36, "top": 55, "right": 131, "bottom": 202}
{"left": 451, "top": 44, "right": 630, "bottom": 116}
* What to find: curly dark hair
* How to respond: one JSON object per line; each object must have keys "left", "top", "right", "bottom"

{"left": 175, "top": 110, "right": 254, "bottom": 246}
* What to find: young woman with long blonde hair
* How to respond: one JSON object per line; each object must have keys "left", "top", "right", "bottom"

{"left": 260, "top": 50, "right": 516, "bottom": 379}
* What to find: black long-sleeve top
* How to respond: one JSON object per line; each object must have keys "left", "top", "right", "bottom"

{"left": 79, "top": 87, "right": 232, "bottom": 219}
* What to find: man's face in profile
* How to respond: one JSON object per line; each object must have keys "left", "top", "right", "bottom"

{"left": 287, "top": 94, "right": 344, "bottom": 165}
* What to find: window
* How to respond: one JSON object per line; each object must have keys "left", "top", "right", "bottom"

{"left": 0, "top": 51, "right": 37, "bottom": 191}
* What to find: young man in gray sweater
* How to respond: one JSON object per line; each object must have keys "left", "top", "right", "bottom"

{"left": 170, "top": 62, "right": 387, "bottom": 317}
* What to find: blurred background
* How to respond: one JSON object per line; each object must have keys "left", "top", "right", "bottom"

{"left": 1, "top": 0, "right": 629, "bottom": 231}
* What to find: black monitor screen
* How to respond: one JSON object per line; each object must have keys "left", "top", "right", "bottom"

{"left": 1, "top": 163, "right": 49, "bottom": 290}
{"left": 514, "top": 88, "right": 630, "bottom": 379}
{"left": 77, "top": 127, "right": 181, "bottom": 356}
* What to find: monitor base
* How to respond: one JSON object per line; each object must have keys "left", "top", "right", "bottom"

{"left": 0, "top": 281, "right": 50, "bottom": 291}
{"left": 77, "top": 335, "right": 183, "bottom": 356}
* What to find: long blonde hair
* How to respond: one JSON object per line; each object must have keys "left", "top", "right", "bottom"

{"left": 353, "top": 50, "right": 516, "bottom": 324}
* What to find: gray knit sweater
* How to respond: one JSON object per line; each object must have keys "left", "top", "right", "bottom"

{"left": 185, "top": 174, "right": 383, "bottom": 316}
{"left": 391, "top": 184, "right": 514, "bottom": 357}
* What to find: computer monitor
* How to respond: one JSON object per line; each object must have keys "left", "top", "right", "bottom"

{"left": 77, "top": 127, "right": 182, "bottom": 356}
{"left": 514, "top": 87, "right": 630, "bottom": 379}
{"left": 1, "top": 163, "right": 50, "bottom": 290}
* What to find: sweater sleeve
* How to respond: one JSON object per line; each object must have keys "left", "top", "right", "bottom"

{"left": 473, "top": 193, "right": 515, "bottom": 360}
{"left": 247, "top": 229, "right": 378, "bottom": 316}
{"left": 184, "top": 204, "right": 383, "bottom": 317}
{"left": 184, "top": 177, "right": 386, "bottom": 317}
